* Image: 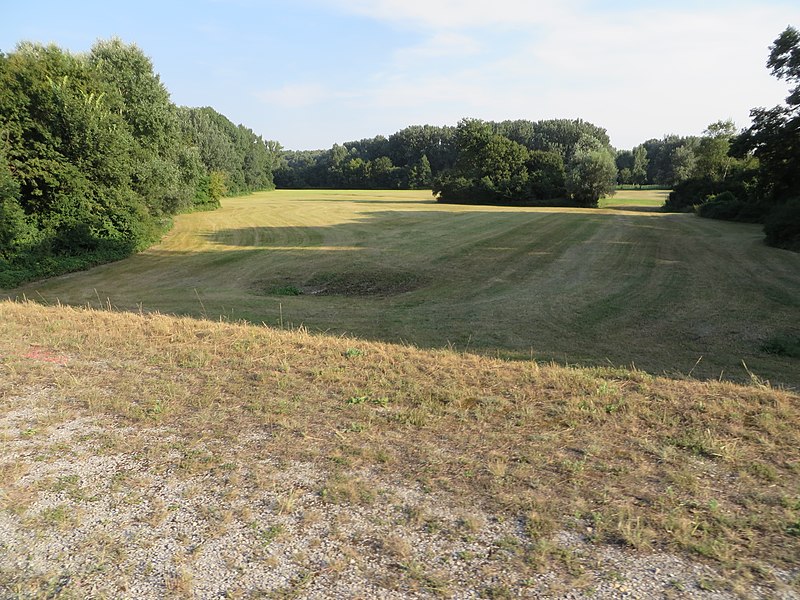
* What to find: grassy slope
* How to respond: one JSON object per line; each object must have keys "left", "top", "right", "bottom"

{"left": 7, "top": 189, "right": 800, "bottom": 387}
{"left": 1, "top": 300, "right": 799, "bottom": 594}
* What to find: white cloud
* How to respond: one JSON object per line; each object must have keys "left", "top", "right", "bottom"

{"left": 355, "top": 3, "right": 794, "bottom": 144}
{"left": 277, "top": 0, "right": 800, "bottom": 148}
{"left": 316, "top": 0, "right": 578, "bottom": 29}
{"left": 256, "top": 83, "right": 348, "bottom": 108}
{"left": 392, "top": 32, "right": 482, "bottom": 67}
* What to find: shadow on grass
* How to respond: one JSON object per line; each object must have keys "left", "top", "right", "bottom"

{"left": 282, "top": 197, "right": 439, "bottom": 206}
{"left": 603, "top": 205, "right": 665, "bottom": 214}
{"left": 198, "top": 208, "right": 670, "bottom": 248}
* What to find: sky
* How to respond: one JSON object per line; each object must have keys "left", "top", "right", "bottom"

{"left": 2, "top": 0, "right": 799, "bottom": 150}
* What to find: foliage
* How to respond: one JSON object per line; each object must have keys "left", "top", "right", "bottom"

{"left": 694, "top": 120, "right": 737, "bottom": 182}
{"left": 664, "top": 169, "right": 759, "bottom": 213}
{"left": 737, "top": 28, "right": 800, "bottom": 208}
{"left": 0, "top": 39, "right": 278, "bottom": 288}
{"left": 277, "top": 117, "right": 614, "bottom": 204}
{"left": 0, "top": 150, "right": 34, "bottom": 259}
{"left": 767, "top": 25, "right": 800, "bottom": 106}
{"left": 631, "top": 145, "right": 648, "bottom": 187}
{"left": 565, "top": 147, "right": 617, "bottom": 207}
{"left": 527, "top": 150, "right": 567, "bottom": 200}
{"left": 695, "top": 191, "right": 763, "bottom": 222}
{"left": 668, "top": 27, "right": 800, "bottom": 251}
{"left": 719, "top": 25, "right": 800, "bottom": 248}
{"left": 639, "top": 135, "right": 699, "bottom": 186}
{"left": 176, "top": 106, "right": 279, "bottom": 196}
{"left": 615, "top": 149, "right": 633, "bottom": 185}
{"left": 763, "top": 199, "right": 800, "bottom": 250}
{"left": 670, "top": 143, "right": 697, "bottom": 184}
{"left": 432, "top": 118, "right": 612, "bottom": 206}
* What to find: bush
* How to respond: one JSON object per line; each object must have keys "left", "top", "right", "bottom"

{"left": 694, "top": 191, "right": 768, "bottom": 222}
{"left": 664, "top": 172, "right": 757, "bottom": 213}
{"left": 764, "top": 199, "right": 800, "bottom": 251}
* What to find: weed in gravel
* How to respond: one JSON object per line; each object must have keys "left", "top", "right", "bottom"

{"left": 480, "top": 584, "right": 514, "bottom": 599}
{"left": 400, "top": 560, "right": 452, "bottom": 596}
{"left": 252, "top": 522, "right": 285, "bottom": 546}
{"left": 458, "top": 513, "right": 485, "bottom": 533}
{"left": 145, "top": 497, "right": 169, "bottom": 527}
{"left": 165, "top": 567, "right": 194, "bottom": 598}
{"left": 277, "top": 487, "right": 302, "bottom": 515}
{"left": 320, "top": 474, "right": 376, "bottom": 505}
{"left": 268, "top": 569, "right": 316, "bottom": 599}
{"left": 383, "top": 534, "right": 413, "bottom": 560}
{"left": 38, "top": 504, "right": 75, "bottom": 529}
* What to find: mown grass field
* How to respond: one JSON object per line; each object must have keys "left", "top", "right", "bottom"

{"left": 8, "top": 189, "right": 800, "bottom": 388}
{"left": 2, "top": 190, "right": 800, "bottom": 597}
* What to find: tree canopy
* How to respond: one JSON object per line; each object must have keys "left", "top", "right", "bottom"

{"left": 276, "top": 117, "right": 616, "bottom": 207}
{"left": 0, "top": 39, "right": 280, "bottom": 287}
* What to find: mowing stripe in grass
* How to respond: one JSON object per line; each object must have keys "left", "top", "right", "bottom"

{"left": 8, "top": 189, "right": 800, "bottom": 387}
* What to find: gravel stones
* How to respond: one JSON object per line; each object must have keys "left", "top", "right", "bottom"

{"left": 1, "top": 394, "right": 798, "bottom": 599}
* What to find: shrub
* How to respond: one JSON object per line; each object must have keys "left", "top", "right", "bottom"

{"left": 696, "top": 192, "right": 742, "bottom": 220}
{"left": 764, "top": 199, "right": 800, "bottom": 251}
{"left": 664, "top": 172, "right": 757, "bottom": 213}
{"left": 694, "top": 191, "right": 769, "bottom": 223}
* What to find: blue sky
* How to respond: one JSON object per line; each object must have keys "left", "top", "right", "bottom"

{"left": 3, "top": 0, "right": 799, "bottom": 150}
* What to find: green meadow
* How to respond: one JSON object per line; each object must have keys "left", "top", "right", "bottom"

{"left": 12, "top": 189, "right": 800, "bottom": 387}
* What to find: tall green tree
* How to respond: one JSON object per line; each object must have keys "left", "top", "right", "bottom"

{"left": 615, "top": 149, "right": 634, "bottom": 185}
{"left": 670, "top": 143, "right": 697, "bottom": 184}
{"left": 738, "top": 25, "right": 800, "bottom": 249}
{"left": 0, "top": 148, "right": 33, "bottom": 259}
{"left": 695, "top": 120, "right": 737, "bottom": 181}
{"left": 89, "top": 39, "right": 196, "bottom": 214}
{"left": 640, "top": 135, "right": 699, "bottom": 186}
{"left": 527, "top": 150, "right": 566, "bottom": 200}
{"left": 408, "top": 155, "right": 432, "bottom": 189}
{"left": 740, "top": 26, "right": 800, "bottom": 204}
{"left": 631, "top": 145, "right": 649, "bottom": 187}
{"left": 566, "top": 148, "right": 617, "bottom": 207}
{"left": 436, "top": 119, "right": 531, "bottom": 203}
{"left": 0, "top": 38, "right": 279, "bottom": 287}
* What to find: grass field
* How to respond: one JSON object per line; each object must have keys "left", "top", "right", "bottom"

{"left": 1, "top": 300, "right": 799, "bottom": 596}
{"left": 8, "top": 189, "right": 800, "bottom": 388}
{"left": 2, "top": 189, "right": 800, "bottom": 596}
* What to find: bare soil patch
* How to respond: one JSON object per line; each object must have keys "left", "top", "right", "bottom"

{"left": 254, "top": 269, "right": 427, "bottom": 297}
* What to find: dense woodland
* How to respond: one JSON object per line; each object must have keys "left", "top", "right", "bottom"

{"left": 276, "top": 117, "right": 617, "bottom": 207}
{"left": 1, "top": 28, "right": 798, "bottom": 287}
{"left": 0, "top": 40, "right": 281, "bottom": 287}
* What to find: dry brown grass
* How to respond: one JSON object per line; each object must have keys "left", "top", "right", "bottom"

{"left": 1, "top": 299, "right": 799, "bottom": 589}
{"left": 10, "top": 189, "right": 800, "bottom": 389}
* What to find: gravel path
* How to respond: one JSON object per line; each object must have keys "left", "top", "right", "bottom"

{"left": 1, "top": 393, "right": 798, "bottom": 599}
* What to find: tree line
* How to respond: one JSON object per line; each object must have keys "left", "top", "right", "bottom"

{"left": 0, "top": 39, "right": 281, "bottom": 287}
{"left": 658, "top": 26, "right": 800, "bottom": 251}
{"left": 2, "top": 28, "right": 796, "bottom": 290}
{"left": 276, "top": 117, "right": 618, "bottom": 207}
{"left": 614, "top": 122, "right": 750, "bottom": 190}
